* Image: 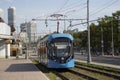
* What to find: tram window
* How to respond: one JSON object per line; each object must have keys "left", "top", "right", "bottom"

{"left": 53, "top": 37, "right": 70, "bottom": 42}
{"left": 67, "top": 46, "right": 70, "bottom": 53}
{"left": 54, "top": 46, "right": 57, "bottom": 54}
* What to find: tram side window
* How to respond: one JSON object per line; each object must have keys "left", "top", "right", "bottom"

{"left": 53, "top": 46, "right": 57, "bottom": 55}
{"left": 67, "top": 46, "right": 70, "bottom": 53}
{"left": 47, "top": 43, "right": 54, "bottom": 58}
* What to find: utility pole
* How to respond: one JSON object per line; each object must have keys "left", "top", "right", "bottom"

{"left": 101, "top": 24, "right": 104, "bottom": 56}
{"left": 111, "top": 17, "right": 114, "bottom": 56}
{"left": 117, "top": 16, "right": 120, "bottom": 56}
{"left": 98, "top": 18, "right": 104, "bottom": 56}
{"left": 87, "top": 0, "right": 91, "bottom": 63}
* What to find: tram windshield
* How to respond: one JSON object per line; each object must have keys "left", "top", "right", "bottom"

{"left": 50, "top": 38, "right": 72, "bottom": 57}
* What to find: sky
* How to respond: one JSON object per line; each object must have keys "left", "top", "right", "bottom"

{"left": 0, "top": 0, "right": 120, "bottom": 34}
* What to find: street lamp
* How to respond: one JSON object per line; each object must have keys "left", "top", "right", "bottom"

{"left": 101, "top": 25, "right": 104, "bottom": 56}
{"left": 115, "top": 15, "right": 120, "bottom": 55}
{"left": 111, "top": 17, "right": 114, "bottom": 56}
{"left": 50, "top": 14, "right": 63, "bottom": 33}
{"left": 98, "top": 18, "right": 104, "bottom": 56}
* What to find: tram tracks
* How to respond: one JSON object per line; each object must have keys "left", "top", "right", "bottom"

{"left": 75, "top": 62, "right": 120, "bottom": 80}
{"left": 32, "top": 60, "right": 99, "bottom": 80}
{"left": 53, "top": 69, "right": 99, "bottom": 80}
{"left": 53, "top": 63, "right": 120, "bottom": 80}
{"left": 75, "top": 62, "right": 120, "bottom": 74}
{"left": 75, "top": 64, "right": 120, "bottom": 79}
{"left": 32, "top": 58, "right": 120, "bottom": 80}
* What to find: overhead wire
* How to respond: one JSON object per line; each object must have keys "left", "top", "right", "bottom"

{"left": 90, "top": 0, "right": 119, "bottom": 16}
{"left": 34, "top": 0, "right": 70, "bottom": 19}
{"left": 58, "top": 1, "right": 87, "bottom": 14}
{"left": 39, "top": 0, "right": 86, "bottom": 19}
{"left": 63, "top": 0, "right": 84, "bottom": 8}
{"left": 65, "top": 5, "right": 87, "bottom": 17}
{"left": 67, "top": 0, "right": 119, "bottom": 28}
{"left": 54, "top": 0, "right": 70, "bottom": 13}
{"left": 36, "top": 0, "right": 119, "bottom": 32}
{"left": 37, "top": 0, "right": 118, "bottom": 19}
{"left": 54, "top": 0, "right": 87, "bottom": 31}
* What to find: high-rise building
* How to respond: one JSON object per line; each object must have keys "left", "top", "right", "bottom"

{"left": 0, "top": 8, "right": 3, "bottom": 19}
{"left": 27, "top": 21, "right": 37, "bottom": 43}
{"left": 8, "top": 7, "right": 16, "bottom": 32}
{"left": 20, "top": 22, "right": 28, "bottom": 32}
{"left": 20, "top": 21, "right": 37, "bottom": 43}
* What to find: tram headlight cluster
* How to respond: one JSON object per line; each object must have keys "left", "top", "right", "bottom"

{"left": 61, "top": 57, "right": 64, "bottom": 60}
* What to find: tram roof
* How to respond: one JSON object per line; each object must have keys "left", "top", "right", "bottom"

{"left": 48, "top": 33, "right": 74, "bottom": 42}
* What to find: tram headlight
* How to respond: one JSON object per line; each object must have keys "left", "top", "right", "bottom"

{"left": 61, "top": 57, "right": 64, "bottom": 60}
{"left": 65, "top": 52, "right": 68, "bottom": 56}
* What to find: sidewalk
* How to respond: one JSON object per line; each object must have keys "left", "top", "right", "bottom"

{"left": 0, "top": 57, "right": 49, "bottom": 80}
{"left": 75, "top": 59, "right": 120, "bottom": 69}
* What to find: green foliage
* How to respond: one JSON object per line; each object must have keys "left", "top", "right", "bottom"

{"left": 73, "top": 10, "right": 120, "bottom": 55}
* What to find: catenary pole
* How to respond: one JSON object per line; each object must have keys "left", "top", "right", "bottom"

{"left": 87, "top": 0, "right": 92, "bottom": 63}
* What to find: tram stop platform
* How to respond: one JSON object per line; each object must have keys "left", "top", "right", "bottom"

{"left": 0, "top": 57, "right": 49, "bottom": 80}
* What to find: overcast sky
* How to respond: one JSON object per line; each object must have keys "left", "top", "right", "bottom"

{"left": 0, "top": 0, "right": 120, "bottom": 33}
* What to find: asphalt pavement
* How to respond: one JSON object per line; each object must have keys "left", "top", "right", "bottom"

{"left": 75, "top": 52, "right": 120, "bottom": 69}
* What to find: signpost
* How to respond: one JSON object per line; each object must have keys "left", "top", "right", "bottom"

{"left": 19, "top": 32, "right": 29, "bottom": 59}
{"left": 23, "top": 37, "right": 29, "bottom": 59}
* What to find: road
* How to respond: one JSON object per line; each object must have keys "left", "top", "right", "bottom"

{"left": 75, "top": 52, "right": 120, "bottom": 66}
{"left": 27, "top": 50, "right": 120, "bottom": 66}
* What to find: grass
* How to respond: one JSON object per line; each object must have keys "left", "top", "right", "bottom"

{"left": 32, "top": 60, "right": 61, "bottom": 80}
{"left": 75, "top": 61, "right": 120, "bottom": 74}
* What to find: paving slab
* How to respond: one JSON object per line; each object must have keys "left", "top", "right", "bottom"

{"left": 0, "top": 58, "right": 49, "bottom": 80}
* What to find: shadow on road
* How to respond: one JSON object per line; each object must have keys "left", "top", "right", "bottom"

{"left": 5, "top": 63, "right": 39, "bottom": 72}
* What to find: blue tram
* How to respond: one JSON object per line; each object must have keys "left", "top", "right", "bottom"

{"left": 37, "top": 33, "right": 74, "bottom": 68}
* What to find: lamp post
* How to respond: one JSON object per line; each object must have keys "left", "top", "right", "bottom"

{"left": 111, "top": 17, "right": 114, "bottom": 56}
{"left": 50, "top": 14, "right": 63, "bottom": 33}
{"left": 98, "top": 18, "right": 104, "bottom": 56}
{"left": 101, "top": 25, "right": 104, "bottom": 56}
{"left": 115, "top": 16, "right": 120, "bottom": 56}
{"left": 118, "top": 16, "right": 120, "bottom": 56}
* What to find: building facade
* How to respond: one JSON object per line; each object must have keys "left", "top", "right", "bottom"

{"left": 20, "top": 22, "right": 28, "bottom": 32}
{"left": 0, "top": 8, "right": 3, "bottom": 19}
{"left": 27, "top": 21, "right": 37, "bottom": 43}
{"left": 8, "top": 7, "right": 16, "bottom": 32}
{"left": 20, "top": 21, "right": 37, "bottom": 43}
{"left": 0, "top": 23, "right": 11, "bottom": 58}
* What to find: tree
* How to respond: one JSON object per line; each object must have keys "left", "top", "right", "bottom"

{"left": 72, "top": 10, "right": 120, "bottom": 55}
